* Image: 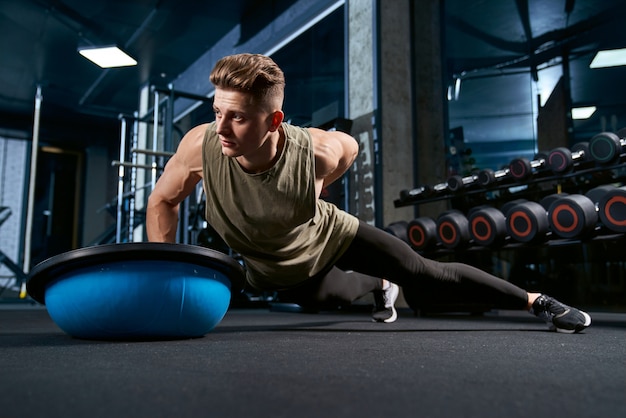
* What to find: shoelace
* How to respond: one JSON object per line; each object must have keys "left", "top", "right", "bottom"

{"left": 532, "top": 297, "right": 555, "bottom": 323}
{"left": 544, "top": 298, "right": 568, "bottom": 317}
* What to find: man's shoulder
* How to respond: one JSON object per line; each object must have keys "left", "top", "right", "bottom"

{"left": 282, "top": 122, "right": 309, "bottom": 134}
{"left": 181, "top": 122, "right": 213, "bottom": 141}
{"left": 177, "top": 123, "right": 216, "bottom": 158}
{"left": 192, "top": 122, "right": 215, "bottom": 134}
{"left": 282, "top": 123, "right": 312, "bottom": 147}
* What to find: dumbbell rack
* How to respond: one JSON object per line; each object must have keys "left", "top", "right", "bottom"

{"left": 397, "top": 131, "right": 626, "bottom": 209}
{"left": 392, "top": 141, "right": 626, "bottom": 313}
{"left": 395, "top": 160, "right": 626, "bottom": 209}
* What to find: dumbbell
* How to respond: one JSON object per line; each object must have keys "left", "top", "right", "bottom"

{"left": 508, "top": 152, "right": 550, "bottom": 181}
{"left": 399, "top": 182, "right": 448, "bottom": 203}
{"left": 585, "top": 184, "right": 626, "bottom": 233}
{"left": 546, "top": 142, "right": 593, "bottom": 173}
{"left": 546, "top": 194, "right": 599, "bottom": 239}
{"left": 407, "top": 216, "right": 439, "bottom": 251}
{"left": 383, "top": 221, "right": 410, "bottom": 244}
{"left": 477, "top": 167, "right": 511, "bottom": 187}
{"left": 597, "top": 185, "right": 626, "bottom": 233}
{"left": 436, "top": 210, "right": 471, "bottom": 249}
{"left": 399, "top": 185, "right": 430, "bottom": 202}
{"left": 588, "top": 131, "right": 626, "bottom": 165}
{"left": 468, "top": 206, "right": 508, "bottom": 247}
{"left": 505, "top": 197, "right": 553, "bottom": 243}
{"left": 432, "top": 181, "right": 451, "bottom": 194}
{"left": 447, "top": 173, "right": 479, "bottom": 192}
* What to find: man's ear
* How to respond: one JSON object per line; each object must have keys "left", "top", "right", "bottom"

{"left": 269, "top": 110, "right": 284, "bottom": 131}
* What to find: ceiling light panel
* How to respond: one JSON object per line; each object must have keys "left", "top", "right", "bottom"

{"left": 590, "top": 48, "right": 626, "bottom": 69}
{"left": 78, "top": 46, "right": 137, "bottom": 68}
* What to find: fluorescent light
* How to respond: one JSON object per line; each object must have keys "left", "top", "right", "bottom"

{"left": 572, "top": 106, "right": 596, "bottom": 120}
{"left": 78, "top": 46, "right": 137, "bottom": 68}
{"left": 590, "top": 48, "right": 626, "bottom": 68}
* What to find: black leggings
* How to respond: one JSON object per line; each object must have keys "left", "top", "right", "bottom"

{"left": 280, "top": 221, "right": 528, "bottom": 310}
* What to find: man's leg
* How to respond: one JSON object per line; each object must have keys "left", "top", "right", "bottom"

{"left": 336, "top": 221, "right": 528, "bottom": 309}
{"left": 278, "top": 268, "right": 399, "bottom": 322}
{"left": 277, "top": 267, "right": 383, "bottom": 310}
{"left": 335, "top": 221, "right": 591, "bottom": 332}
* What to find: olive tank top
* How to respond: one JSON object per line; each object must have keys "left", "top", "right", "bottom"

{"left": 201, "top": 122, "right": 359, "bottom": 290}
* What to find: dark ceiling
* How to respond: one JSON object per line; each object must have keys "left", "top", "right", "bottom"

{"left": 1, "top": 0, "right": 625, "bottom": 153}
{"left": 0, "top": 0, "right": 298, "bottom": 145}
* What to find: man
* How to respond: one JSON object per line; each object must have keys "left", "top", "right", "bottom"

{"left": 147, "top": 53, "right": 591, "bottom": 332}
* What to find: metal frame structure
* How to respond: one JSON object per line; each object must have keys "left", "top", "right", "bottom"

{"left": 112, "top": 86, "right": 211, "bottom": 244}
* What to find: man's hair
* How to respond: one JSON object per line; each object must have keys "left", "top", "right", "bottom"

{"left": 210, "top": 53, "right": 285, "bottom": 110}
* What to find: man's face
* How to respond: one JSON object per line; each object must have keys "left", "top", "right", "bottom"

{"left": 213, "top": 87, "right": 275, "bottom": 158}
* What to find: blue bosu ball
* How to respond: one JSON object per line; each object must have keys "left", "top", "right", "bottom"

{"left": 26, "top": 243, "right": 245, "bottom": 340}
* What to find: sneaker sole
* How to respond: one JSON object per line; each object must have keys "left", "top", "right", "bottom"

{"left": 555, "top": 311, "right": 592, "bottom": 334}
{"left": 384, "top": 306, "right": 398, "bottom": 323}
{"left": 372, "top": 306, "right": 398, "bottom": 323}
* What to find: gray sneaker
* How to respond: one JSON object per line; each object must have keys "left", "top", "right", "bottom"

{"left": 372, "top": 282, "right": 399, "bottom": 323}
{"left": 530, "top": 294, "right": 591, "bottom": 333}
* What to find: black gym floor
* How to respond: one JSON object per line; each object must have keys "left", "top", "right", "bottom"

{"left": 1, "top": 304, "right": 624, "bottom": 418}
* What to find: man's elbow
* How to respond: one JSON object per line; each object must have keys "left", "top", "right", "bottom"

{"left": 344, "top": 135, "right": 359, "bottom": 168}
{"left": 146, "top": 192, "right": 161, "bottom": 215}
{"left": 146, "top": 192, "right": 177, "bottom": 217}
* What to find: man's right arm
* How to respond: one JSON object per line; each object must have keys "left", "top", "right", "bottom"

{"left": 146, "top": 124, "right": 207, "bottom": 242}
